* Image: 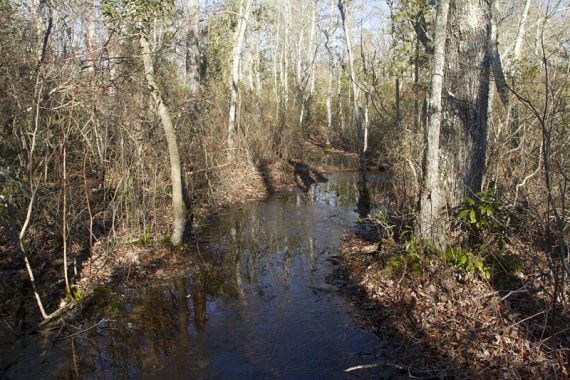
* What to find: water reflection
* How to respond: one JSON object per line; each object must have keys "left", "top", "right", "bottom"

{"left": 303, "top": 149, "right": 361, "bottom": 171}
{"left": 2, "top": 172, "right": 394, "bottom": 379}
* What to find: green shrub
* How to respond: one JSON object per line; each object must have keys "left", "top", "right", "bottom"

{"left": 443, "top": 246, "right": 490, "bottom": 280}
{"left": 455, "top": 190, "right": 511, "bottom": 250}
{"left": 387, "top": 252, "right": 423, "bottom": 276}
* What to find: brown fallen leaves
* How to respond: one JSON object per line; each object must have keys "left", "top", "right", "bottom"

{"left": 340, "top": 233, "right": 569, "bottom": 379}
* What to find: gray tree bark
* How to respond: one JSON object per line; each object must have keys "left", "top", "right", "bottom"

{"left": 338, "top": 0, "right": 369, "bottom": 210}
{"left": 418, "top": 0, "right": 450, "bottom": 242}
{"left": 439, "top": 0, "right": 493, "bottom": 208}
{"left": 228, "top": 0, "right": 253, "bottom": 153}
{"left": 186, "top": 0, "right": 201, "bottom": 94}
{"left": 419, "top": 0, "right": 494, "bottom": 243}
{"left": 139, "top": 31, "right": 187, "bottom": 246}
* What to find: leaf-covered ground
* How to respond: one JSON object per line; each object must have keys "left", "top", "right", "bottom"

{"left": 339, "top": 232, "right": 569, "bottom": 379}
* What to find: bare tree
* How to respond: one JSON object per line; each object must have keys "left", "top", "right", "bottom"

{"left": 338, "top": 0, "right": 369, "bottom": 210}
{"left": 418, "top": 0, "right": 450, "bottom": 242}
{"left": 139, "top": 28, "right": 187, "bottom": 246}
{"left": 228, "top": 0, "right": 253, "bottom": 153}
{"left": 186, "top": 0, "right": 201, "bottom": 94}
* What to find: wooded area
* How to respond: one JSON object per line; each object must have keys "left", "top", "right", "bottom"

{"left": 0, "top": 0, "right": 568, "bottom": 376}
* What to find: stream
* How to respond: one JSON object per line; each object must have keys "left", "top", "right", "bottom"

{"left": 1, "top": 171, "right": 396, "bottom": 379}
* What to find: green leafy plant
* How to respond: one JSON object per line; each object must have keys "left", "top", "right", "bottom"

{"left": 0, "top": 183, "right": 12, "bottom": 216}
{"left": 456, "top": 190, "right": 511, "bottom": 250}
{"left": 443, "top": 246, "right": 490, "bottom": 280}
{"left": 66, "top": 286, "right": 85, "bottom": 302}
{"left": 387, "top": 252, "right": 423, "bottom": 276}
{"left": 386, "top": 238, "right": 424, "bottom": 276}
{"left": 160, "top": 235, "right": 174, "bottom": 249}
{"left": 135, "top": 228, "right": 152, "bottom": 245}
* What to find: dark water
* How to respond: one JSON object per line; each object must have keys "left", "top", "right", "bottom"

{"left": 1, "top": 172, "right": 394, "bottom": 379}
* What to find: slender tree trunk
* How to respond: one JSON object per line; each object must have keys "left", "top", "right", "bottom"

{"left": 418, "top": 0, "right": 450, "bottom": 242}
{"left": 511, "top": 0, "right": 531, "bottom": 69}
{"left": 139, "top": 31, "right": 186, "bottom": 246}
{"left": 228, "top": 0, "right": 252, "bottom": 152}
{"left": 507, "top": 0, "right": 531, "bottom": 144}
{"left": 308, "top": 0, "right": 317, "bottom": 95}
{"left": 326, "top": 68, "right": 333, "bottom": 147}
{"left": 283, "top": 1, "right": 291, "bottom": 109}
{"left": 186, "top": 0, "right": 201, "bottom": 94}
{"left": 414, "top": 29, "right": 421, "bottom": 131}
{"left": 62, "top": 138, "right": 71, "bottom": 296}
{"left": 83, "top": 1, "right": 96, "bottom": 73}
{"left": 325, "top": 0, "right": 335, "bottom": 147}
{"left": 337, "top": 66, "right": 344, "bottom": 131}
{"left": 395, "top": 77, "right": 401, "bottom": 129}
{"left": 363, "top": 92, "right": 369, "bottom": 153}
{"left": 338, "top": 0, "right": 369, "bottom": 210}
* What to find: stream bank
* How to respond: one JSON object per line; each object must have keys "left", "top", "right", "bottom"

{"left": 339, "top": 227, "right": 568, "bottom": 378}
{"left": 1, "top": 153, "right": 405, "bottom": 379}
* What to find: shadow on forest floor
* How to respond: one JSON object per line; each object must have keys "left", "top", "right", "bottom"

{"left": 337, "top": 222, "right": 569, "bottom": 378}
{"left": 255, "top": 159, "right": 328, "bottom": 197}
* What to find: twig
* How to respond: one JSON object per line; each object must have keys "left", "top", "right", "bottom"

{"left": 56, "top": 318, "right": 113, "bottom": 341}
{"left": 187, "top": 162, "right": 230, "bottom": 175}
{"left": 508, "top": 310, "right": 547, "bottom": 329}
{"left": 540, "top": 328, "right": 570, "bottom": 344}
{"left": 344, "top": 363, "right": 379, "bottom": 372}
{"left": 500, "top": 285, "right": 529, "bottom": 301}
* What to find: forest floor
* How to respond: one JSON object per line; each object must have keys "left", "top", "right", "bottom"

{"left": 337, "top": 225, "right": 570, "bottom": 379}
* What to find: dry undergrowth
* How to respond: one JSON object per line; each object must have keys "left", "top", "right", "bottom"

{"left": 75, "top": 156, "right": 320, "bottom": 297}
{"left": 341, "top": 233, "right": 569, "bottom": 379}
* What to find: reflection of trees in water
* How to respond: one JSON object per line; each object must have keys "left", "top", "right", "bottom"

{"left": 72, "top": 277, "right": 216, "bottom": 377}
{"left": 358, "top": 174, "right": 371, "bottom": 217}
{"left": 67, "top": 173, "right": 391, "bottom": 377}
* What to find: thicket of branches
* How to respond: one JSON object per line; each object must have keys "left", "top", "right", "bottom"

{"left": 0, "top": 0, "right": 568, "bottom": 333}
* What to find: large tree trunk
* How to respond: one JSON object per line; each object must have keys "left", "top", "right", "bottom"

{"left": 418, "top": 0, "right": 450, "bottom": 242}
{"left": 227, "top": 0, "right": 253, "bottom": 153}
{"left": 419, "top": 0, "right": 493, "bottom": 243}
{"left": 439, "top": 0, "right": 493, "bottom": 209}
{"left": 139, "top": 31, "right": 187, "bottom": 246}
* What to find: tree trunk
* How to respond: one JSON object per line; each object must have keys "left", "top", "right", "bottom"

{"left": 139, "top": 31, "right": 186, "bottom": 246}
{"left": 414, "top": 30, "right": 421, "bottom": 131}
{"left": 337, "top": 66, "right": 344, "bottom": 131}
{"left": 395, "top": 77, "right": 401, "bottom": 129}
{"left": 228, "top": 0, "right": 253, "bottom": 152}
{"left": 440, "top": 0, "right": 493, "bottom": 208}
{"left": 325, "top": 0, "right": 335, "bottom": 147}
{"left": 338, "top": 0, "right": 369, "bottom": 210}
{"left": 419, "top": 0, "right": 494, "bottom": 243}
{"left": 186, "top": 0, "right": 201, "bottom": 94}
{"left": 507, "top": 0, "right": 531, "bottom": 144}
{"left": 418, "top": 0, "right": 450, "bottom": 242}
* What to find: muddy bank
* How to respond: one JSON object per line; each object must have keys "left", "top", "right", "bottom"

{"left": 339, "top": 230, "right": 569, "bottom": 379}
